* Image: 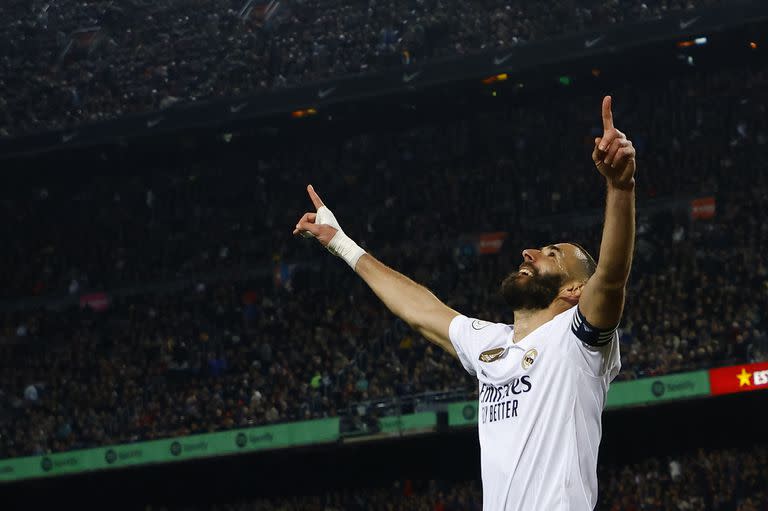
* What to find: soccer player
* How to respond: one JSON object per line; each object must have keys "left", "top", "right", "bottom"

{"left": 293, "top": 96, "right": 635, "bottom": 510}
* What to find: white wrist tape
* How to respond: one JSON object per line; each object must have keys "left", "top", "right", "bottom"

{"left": 315, "top": 206, "right": 366, "bottom": 269}
{"left": 327, "top": 231, "right": 366, "bottom": 270}
{"left": 315, "top": 206, "right": 343, "bottom": 232}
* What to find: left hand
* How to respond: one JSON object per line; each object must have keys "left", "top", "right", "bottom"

{"left": 593, "top": 96, "right": 636, "bottom": 190}
{"left": 292, "top": 185, "right": 341, "bottom": 248}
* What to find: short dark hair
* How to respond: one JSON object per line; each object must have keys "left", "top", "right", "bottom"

{"left": 568, "top": 242, "right": 597, "bottom": 279}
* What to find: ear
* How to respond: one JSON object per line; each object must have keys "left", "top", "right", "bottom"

{"left": 559, "top": 281, "right": 585, "bottom": 306}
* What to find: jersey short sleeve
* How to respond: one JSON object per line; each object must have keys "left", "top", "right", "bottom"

{"left": 558, "top": 306, "right": 621, "bottom": 380}
{"left": 448, "top": 315, "right": 512, "bottom": 376}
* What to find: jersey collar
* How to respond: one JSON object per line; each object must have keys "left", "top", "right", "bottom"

{"left": 507, "top": 320, "right": 550, "bottom": 350}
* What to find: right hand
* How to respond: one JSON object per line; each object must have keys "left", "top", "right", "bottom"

{"left": 592, "top": 96, "right": 636, "bottom": 190}
{"left": 292, "top": 184, "right": 340, "bottom": 248}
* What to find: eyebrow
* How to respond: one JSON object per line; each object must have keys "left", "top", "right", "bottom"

{"left": 541, "top": 245, "right": 562, "bottom": 254}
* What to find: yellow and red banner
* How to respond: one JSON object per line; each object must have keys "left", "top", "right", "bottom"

{"left": 708, "top": 361, "right": 768, "bottom": 396}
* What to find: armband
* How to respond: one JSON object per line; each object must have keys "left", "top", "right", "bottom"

{"left": 571, "top": 307, "right": 616, "bottom": 347}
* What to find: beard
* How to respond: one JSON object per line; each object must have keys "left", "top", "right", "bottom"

{"left": 500, "top": 269, "right": 564, "bottom": 311}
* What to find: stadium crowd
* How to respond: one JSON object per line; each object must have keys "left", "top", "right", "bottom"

{"left": 0, "top": 63, "right": 766, "bottom": 458}
{"left": 147, "top": 444, "right": 768, "bottom": 510}
{"left": 1, "top": 0, "right": 725, "bottom": 136}
{"left": 2, "top": 65, "right": 766, "bottom": 301}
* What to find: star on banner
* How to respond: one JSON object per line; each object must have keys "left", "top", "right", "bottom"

{"left": 736, "top": 368, "right": 752, "bottom": 387}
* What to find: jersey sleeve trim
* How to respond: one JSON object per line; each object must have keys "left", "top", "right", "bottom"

{"left": 571, "top": 306, "right": 617, "bottom": 347}
{"left": 448, "top": 315, "right": 478, "bottom": 376}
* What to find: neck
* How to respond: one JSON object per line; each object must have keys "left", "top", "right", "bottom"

{"left": 512, "top": 303, "right": 567, "bottom": 343}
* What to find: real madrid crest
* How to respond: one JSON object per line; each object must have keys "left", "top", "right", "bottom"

{"left": 522, "top": 348, "right": 538, "bottom": 370}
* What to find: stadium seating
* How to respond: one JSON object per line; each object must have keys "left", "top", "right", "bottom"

{"left": 1, "top": 0, "right": 724, "bottom": 136}
{"left": 0, "top": 62, "right": 766, "bottom": 458}
{"left": 145, "top": 444, "right": 768, "bottom": 510}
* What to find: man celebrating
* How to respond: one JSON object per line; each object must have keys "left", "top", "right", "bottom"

{"left": 293, "top": 96, "right": 635, "bottom": 510}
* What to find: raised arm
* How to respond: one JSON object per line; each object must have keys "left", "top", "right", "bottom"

{"left": 293, "top": 185, "right": 460, "bottom": 357}
{"left": 579, "top": 96, "right": 636, "bottom": 330}
{"left": 355, "top": 255, "right": 459, "bottom": 357}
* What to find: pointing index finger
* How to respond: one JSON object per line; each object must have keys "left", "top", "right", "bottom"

{"left": 307, "top": 184, "right": 325, "bottom": 210}
{"left": 601, "top": 95, "right": 614, "bottom": 132}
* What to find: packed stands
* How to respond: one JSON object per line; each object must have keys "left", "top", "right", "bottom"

{"left": 0, "top": 0, "right": 725, "bottom": 136}
{"left": 1, "top": 62, "right": 766, "bottom": 458}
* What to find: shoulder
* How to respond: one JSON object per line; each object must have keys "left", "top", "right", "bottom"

{"left": 449, "top": 315, "right": 512, "bottom": 345}
{"left": 448, "top": 315, "right": 512, "bottom": 375}
{"left": 550, "top": 306, "right": 621, "bottom": 378}
{"left": 549, "top": 306, "right": 580, "bottom": 335}
{"left": 548, "top": 306, "right": 611, "bottom": 342}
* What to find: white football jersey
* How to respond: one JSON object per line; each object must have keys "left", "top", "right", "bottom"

{"left": 449, "top": 306, "right": 620, "bottom": 511}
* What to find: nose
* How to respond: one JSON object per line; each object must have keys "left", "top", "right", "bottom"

{"left": 522, "top": 249, "right": 538, "bottom": 262}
